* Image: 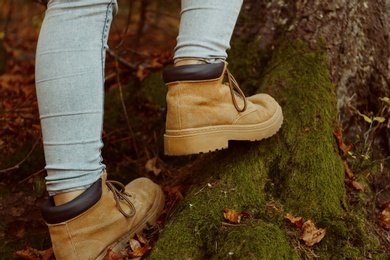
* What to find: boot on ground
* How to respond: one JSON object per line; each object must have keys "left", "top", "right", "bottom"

{"left": 41, "top": 173, "right": 165, "bottom": 260}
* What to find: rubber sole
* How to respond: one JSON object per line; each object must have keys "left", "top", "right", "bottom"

{"left": 164, "top": 105, "right": 283, "bottom": 156}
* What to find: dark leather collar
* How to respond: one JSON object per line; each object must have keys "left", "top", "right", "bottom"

{"left": 163, "top": 63, "right": 225, "bottom": 83}
{"left": 41, "top": 178, "right": 102, "bottom": 224}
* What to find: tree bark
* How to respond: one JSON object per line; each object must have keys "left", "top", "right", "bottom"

{"left": 150, "top": 0, "right": 390, "bottom": 258}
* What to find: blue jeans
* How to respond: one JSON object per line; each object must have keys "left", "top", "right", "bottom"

{"left": 35, "top": 0, "right": 243, "bottom": 195}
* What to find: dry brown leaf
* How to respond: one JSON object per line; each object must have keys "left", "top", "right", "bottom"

{"left": 343, "top": 160, "right": 355, "bottom": 179}
{"left": 129, "top": 247, "right": 148, "bottom": 258}
{"left": 223, "top": 208, "right": 242, "bottom": 223}
{"left": 129, "top": 238, "right": 141, "bottom": 252}
{"left": 285, "top": 213, "right": 304, "bottom": 229}
{"left": 351, "top": 180, "right": 365, "bottom": 191}
{"left": 378, "top": 202, "right": 390, "bottom": 230}
{"left": 13, "top": 246, "right": 49, "bottom": 260}
{"left": 145, "top": 157, "right": 161, "bottom": 176}
{"left": 103, "top": 248, "right": 123, "bottom": 260}
{"left": 299, "top": 220, "right": 326, "bottom": 246}
{"left": 344, "top": 179, "right": 365, "bottom": 191}
{"left": 42, "top": 247, "right": 54, "bottom": 260}
{"left": 334, "top": 128, "right": 353, "bottom": 155}
{"left": 149, "top": 57, "right": 163, "bottom": 69}
{"left": 134, "top": 233, "right": 149, "bottom": 245}
{"left": 163, "top": 186, "right": 184, "bottom": 201}
{"left": 136, "top": 65, "right": 149, "bottom": 81}
{"left": 127, "top": 233, "right": 151, "bottom": 258}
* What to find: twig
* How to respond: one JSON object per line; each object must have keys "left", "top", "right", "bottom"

{"left": 114, "top": 55, "right": 139, "bottom": 158}
{"left": 107, "top": 49, "right": 138, "bottom": 70}
{"left": 18, "top": 168, "right": 46, "bottom": 184}
{"left": 220, "top": 222, "right": 247, "bottom": 227}
{"left": 0, "top": 136, "right": 41, "bottom": 173}
{"left": 110, "top": 0, "right": 139, "bottom": 158}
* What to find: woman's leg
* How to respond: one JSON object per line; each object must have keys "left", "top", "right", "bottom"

{"left": 36, "top": 1, "right": 164, "bottom": 258}
{"left": 174, "top": 0, "right": 243, "bottom": 63}
{"left": 35, "top": 0, "right": 113, "bottom": 202}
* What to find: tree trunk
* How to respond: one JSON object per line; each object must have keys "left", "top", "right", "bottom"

{"left": 150, "top": 0, "right": 390, "bottom": 258}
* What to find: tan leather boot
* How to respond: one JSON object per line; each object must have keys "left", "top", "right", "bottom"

{"left": 163, "top": 62, "right": 283, "bottom": 155}
{"left": 41, "top": 173, "right": 165, "bottom": 260}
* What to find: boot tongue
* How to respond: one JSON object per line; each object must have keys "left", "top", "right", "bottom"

{"left": 163, "top": 62, "right": 225, "bottom": 83}
{"left": 41, "top": 178, "right": 102, "bottom": 224}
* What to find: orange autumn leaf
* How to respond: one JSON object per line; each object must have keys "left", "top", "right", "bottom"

{"left": 134, "top": 233, "right": 149, "bottom": 245}
{"left": 162, "top": 186, "right": 184, "bottom": 201}
{"left": 136, "top": 65, "right": 150, "bottom": 81}
{"left": 103, "top": 248, "right": 123, "bottom": 260}
{"left": 129, "top": 247, "right": 148, "bottom": 258}
{"left": 14, "top": 246, "right": 54, "bottom": 260}
{"left": 223, "top": 208, "right": 242, "bottom": 223}
{"left": 285, "top": 213, "right": 304, "bottom": 229}
{"left": 351, "top": 180, "right": 365, "bottom": 191}
{"left": 344, "top": 178, "right": 365, "bottom": 191}
{"left": 299, "top": 220, "right": 326, "bottom": 246}
{"left": 334, "top": 128, "right": 353, "bottom": 155}
{"left": 378, "top": 201, "right": 390, "bottom": 230}
{"left": 343, "top": 160, "right": 354, "bottom": 179}
{"left": 127, "top": 233, "right": 150, "bottom": 258}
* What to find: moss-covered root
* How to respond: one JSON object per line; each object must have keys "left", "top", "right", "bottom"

{"left": 151, "top": 151, "right": 294, "bottom": 259}
{"left": 150, "top": 41, "right": 385, "bottom": 259}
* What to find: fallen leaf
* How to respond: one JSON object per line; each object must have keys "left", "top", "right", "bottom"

{"left": 163, "top": 186, "right": 184, "bottom": 201}
{"left": 373, "top": 117, "right": 386, "bottom": 123}
{"left": 134, "top": 233, "right": 148, "bottom": 245}
{"left": 129, "top": 238, "right": 142, "bottom": 252}
{"left": 14, "top": 246, "right": 52, "bottom": 260}
{"left": 299, "top": 220, "right": 326, "bottom": 246}
{"left": 149, "top": 57, "right": 163, "bottom": 69}
{"left": 360, "top": 114, "right": 373, "bottom": 123}
{"left": 145, "top": 157, "right": 161, "bottom": 176}
{"left": 343, "top": 160, "right": 354, "bottom": 179}
{"left": 379, "top": 96, "right": 390, "bottom": 105}
{"left": 223, "top": 208, "right": 242, "bottom": 223}
{"left": 378, "top": 202, "right": 390, "bottom": 230}
{"left": 344, "top": 179, "right": 365, "bottom": 191}
{"left": 136, "top": 65, "right": 149, "bottom": 81}
{"left": 285, "top": 213, "right": 304, "bottom": 228}
{"left": 126, "top": 233, "right": 151, "bottom": 258}
{"left": 351, "top": 180, "right": 365, "bottom": 191}
{"left": 103, "top": 248, "right": 123, "bottom": 260}
{"left": 42, "top": 247, "right": 54, "bottom": 260}
{"left": 334, "top": 129, "right": 353, "bottom": 155}
{"left": 129, "top": 247, "right": 148, "bottom": 258}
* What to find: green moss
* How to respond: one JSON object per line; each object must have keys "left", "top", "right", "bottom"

{"left": 138, "top": 70, "right": 167, "bottom": 106}
{"left": 256, "top": 40, "right": 345, "bottom": 219}
{"left": 215, "top": 221, "right": 297, "bottom": 259}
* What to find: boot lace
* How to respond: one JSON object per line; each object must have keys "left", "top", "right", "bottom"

{"left": 106, "top": 180, "right": 136, "bottom": 218}
{"left": 225, "top": 69, "right": 247, "bottom": 112}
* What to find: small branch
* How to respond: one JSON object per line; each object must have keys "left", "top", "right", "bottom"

{"left": 107, "top": 49, "right": 138, "bottom": 70}
{"left": 114, "top": 52, "right": 139, "bottom": 158}
{"left": 0, "top": 136, "right": 41, "bottom": 173}
{"left": 220, "top": 222, "right": 247, "bottom": 227}
{"left": 18, "top": 168, "right": 46, "bottom": 184}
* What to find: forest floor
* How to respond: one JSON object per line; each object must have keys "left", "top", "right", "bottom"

{"left": 1, "top": 1, "right": 390, "bottom": 259}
